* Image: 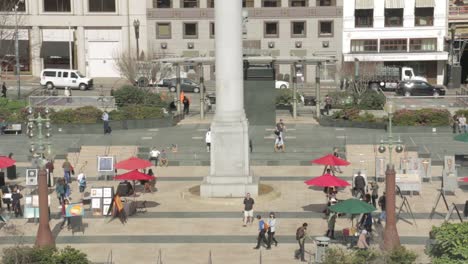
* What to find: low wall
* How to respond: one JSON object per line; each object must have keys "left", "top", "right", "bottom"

{"left": 318, "top": 117, "right": 386, "bottom": 130}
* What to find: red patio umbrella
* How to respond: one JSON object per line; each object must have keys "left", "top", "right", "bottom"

{"left": 311, "top": 154, "right": 350, "bottom": 166}
{"left": 459, "top": 177, "right": 468, "bottom": 182}
{"left": 114, "top": 170, "right": 155, "bottom": 181}
{"left": 115, "top": 157, "right": 153, "bottom": 170}
{"left": 0, "top": 156, "right": 16, "bottom": 169}
{"left": 304, "top": 173, "right": 350, "bottom": 187}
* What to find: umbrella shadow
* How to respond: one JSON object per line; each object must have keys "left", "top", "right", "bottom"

{"left": 302, "top": 203, "right": 327, "bottom": 213}
{"left": 134, "top": 200, "right": 160, "bottom": 208}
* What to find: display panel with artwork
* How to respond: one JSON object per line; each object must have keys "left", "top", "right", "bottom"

{"left": 26, "top": 169, "right": 38, "bottom": 186}
{"left": 97, "top": 156, "right": 114, "bottom": 172}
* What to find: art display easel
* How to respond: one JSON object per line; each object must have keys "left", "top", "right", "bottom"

{"left": 429, "top": 181, "right": 450, "bottom": 220}
{"left": 445, "top": 203, "right": 464, "bottom": 223}
{"left": 396, "top": 186, "right": 417, "bottom": 226}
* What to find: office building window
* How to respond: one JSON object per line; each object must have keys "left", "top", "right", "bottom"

{"left": 355, "top": 9, "right": 373, "bottom": 27}
{"left": 415, "top": 8, "right": 434, "bottom": 26}
{"left": 207, "top": 0, "right": 214, "bottom": 8}
{"left": 262, "top": 0, "right": 279, "bottom": 7}
{"left": 156, "top": 23, "right": 171, "bottom": 39}
{"left": 385, "top": 8, "right": 403, "bottom": 27}
{"left": 316, "top": 0, "right": 335, "bottom": 6}
{"left": 318, "top": 21, "right": 333, "bottom": 37}
{"left": 410, "top": 38, "right": 436, "bottom": 51}
{"left": 44, "top": 0, "right": 71, "bottom": 12}
{"left": 183, "top": 22, "right": 198, "bottom": 39}
{"left": 0, "top": 0, "right": 26, "bottom": 11}
{"left": 210, "top": 22, "right": 215, "bottom": 38}
{"left": 290, "top": 0, "right": 307, "bottom": 7}
{"left": 243, "top": 0, "right": 254, "bottom": 7}
{"left": 181, "top": 0, "right": 198, "bottom": 8}
{"left": 351, "top": 39, "right": 378, "bottom": 53}
{"left": 291, "top": 21, "right": 306, "bottom": 37}
{"left": 88, "top": 0, "right": 115, "bottom": 12}
{"left": 264, "top": 22, "right": 279, "bottom": 38}
{"left": 380, "top": 39, "right": 407, "bottom": 52}
{"left": 154, "top": 0, "right": 172, "bottom": 8}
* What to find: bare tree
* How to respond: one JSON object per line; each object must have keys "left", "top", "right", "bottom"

{"left": 0, "top": 0, "right": 26, "bottom": 77}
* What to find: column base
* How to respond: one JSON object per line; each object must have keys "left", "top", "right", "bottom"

{"left": 200, "top": 176, "right": 258, "bottom": 198}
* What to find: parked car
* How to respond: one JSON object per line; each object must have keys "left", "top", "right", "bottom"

{"left": 162, "top": 78, "right": 201, "bottom": 93}
{"left": 275, "top": 80, "right": 290, "bottom": 89}
{"left": 40, "top": 69, "right": 93, "bottom": 90}
{"left": 395, "top": 80, "right": 446, "bottom": 97}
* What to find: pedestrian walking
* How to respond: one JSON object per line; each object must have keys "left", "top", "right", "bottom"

{"left": 458, "top": 114, "right": 467, "bottom": 133}
{"left": 2, "top": 185, "right": 11, "bottom": 212}
{"left": 276, "top": 119, "right": 286, "bottom": 134}
{"left": 60, "top": 199, "right": 71, "bottom": 229}
{"left": 55, "top": 178, "right": 66, "bottom": 205}
{"left": 357, "top": 229, "right": 369, "bottom": 250}
{"left": 253, "top": 215, "right": 270, "bottom": 250}
{"left": 102, "top": 111, "right": 111, "bottom": 134}
{"left": 183, "top": 96, "right": 190, "bottom": 115}
{"left": 326, "top": 212, "right": 337, "bottom": 239}
{"left": 378, "top": 192, "right": 386, "bottom": 224}
{"left": 324, "top": 95, "right": 332, "bottom": 115}
{"left": 64, "top": 87, "right": 72, "bottom": 103}
{"left": 77, "top": 172, "right": 87, "bottom": 198}
{"left": 295, "top": 223, "right": 313, "bottom": 262}
{"left": 332, "top": 148, "right": 343, "bottom": 173}
{"left": 11, "top": 186, "right": 23, "bottom": 218}
{"left": 159, "top": 150, "right": 169, "bottom": 167}
{"left": 45, "top": 159, "right": 55, "bottom": 187}
{"left": 274, "top": 135, "right": 285, "bottom": 152}
{"left": 62, "top": 158, "right": 72, "bottom": 184}
{"left": 205, "top": 128, "right": 212, "bottom": 152}
{"left": 149, "top": 147, "right": 160, "bottom": 166}
{"left": 354, "top": 171, "right": 366, "bottom": 198}
{"left": 452, "top": 114, "right": 459, "bottom": 134}
{"left": 370, "top": 181, "right": 379, "bottom": 208}
{"left": 360, "top": 212, "right": 373, "bottom": 233}
{"left": 243, "top": 193, "right": 254, "bottom": 226}
{"left": 1, "top": 82, "right": 6, "bottom": 98}
{"left": 268, "top": 212, "right": 278, "bottom": 247}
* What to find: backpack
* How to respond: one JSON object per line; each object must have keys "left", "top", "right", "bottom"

{"left": 296, "top": 227, "right": 305, "bottom": 240}
{"left": 263, "top": 221, "right": 269, "bottom": 231}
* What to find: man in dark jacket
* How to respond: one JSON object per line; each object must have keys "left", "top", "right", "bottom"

{"left": 354, "top": 172, "right": 366, "bottom": 198}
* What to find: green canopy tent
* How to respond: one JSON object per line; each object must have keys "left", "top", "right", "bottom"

{"left": 329, "top": 198, "right": 377, "bottom": 226}
{"left": 454, "top": 134, "right": 468, "bottom": 143}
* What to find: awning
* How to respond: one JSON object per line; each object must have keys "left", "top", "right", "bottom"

{"left": 385, "top": 0, "right": 404, "bottom": 8}
{"left": 355, "top": 0, "right": 374, "bottom": 9}
{"left": 415, "top": 0, "right": 434, "bottom": 7}
{"left": 0, "top": 40, "right": 29, "bottom": 57}
{"left": 40, "top": 42, "right": 72, "bottom": 58}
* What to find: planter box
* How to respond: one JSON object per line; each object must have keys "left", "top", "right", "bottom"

{"left": 51, "top": 115, "right": 182, "bottom": 134}
{"left": 276, "top": 104, "right": 292, "bottom": 111}
{"left": 319, "top": 117, "right": 386, "bottom": 130}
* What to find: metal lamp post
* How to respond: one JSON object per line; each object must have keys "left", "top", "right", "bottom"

{"left": 14, "top": 0, "right": 24, "bottom": 99}
{"left": 28, "top": 107, "right": 55, "bottom": 247}
{"left": 133, "top": 19, "right": 140, "bottom": 60}
{"left": 377, "top": 100, "right": 403, "bottom": 251}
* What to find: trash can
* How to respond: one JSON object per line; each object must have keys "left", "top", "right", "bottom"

{"left": 315, "top": 236, "right": 330, "bottom": 263}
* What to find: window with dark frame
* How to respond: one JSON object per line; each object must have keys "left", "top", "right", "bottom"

{"left": 44, "top": 0, "right": 71, "bottom": 12}
{"left": 316, "top": 0, "right": 335, "bottom": 6}
{"left": 291, "top": 21, "right": 306, "bottom": 37}
{"left": 208, "top": 0, "right": 214, "bottom": 8}
{"left": 409, "top": 38, "right": 436, "bottom": 51}
{"left": 380, "top": 39, "right": 407, "bottom": 52}
{"left": 319, "top": 21, "right": 333, "bottom": 37}
{"left": 415, "top": 7, "right": 434, "bottom": 26}
{"left": 355, "top": 9, "right": 373, "bottom": 27}
{"left": 242, "top": 0, "right": 254, "bottom": 7}
{"left": 290, "top": 0, "right": 307, "bottom": 7}
{"left": 181, "top": 0, "right": 198, "bottom": 8}
{"left": 0, "top": 0, "right": 26, "bottom": 11}
{"left": 154, "top": 0, "right": 171, "bottom": 8}
{"left": 264, "top": 22, "right": 279, "bottom": 38}
{"left": 262, "top": 0, "right": 279, "bottom": 7}
{"left": 183, "top": 22, "right": 198, "bottom": 39}
{"left": 350, "top": 39, "right": 378, "bottom": 53}
{"left": 385, "top": 8, "right": 403, "bottom": 27}
{"left": 210, "top": 22, "right": 215, "bottom": 38}
{"left": 156, "top": 23, "right": 171, "bottom": 39}
{"left": 88, "top": 0, "right": 116, "bottom": 12}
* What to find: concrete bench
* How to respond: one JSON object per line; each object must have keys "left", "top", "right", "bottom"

{"left": 3, "top": 124, "right": 22, "bottom": 135}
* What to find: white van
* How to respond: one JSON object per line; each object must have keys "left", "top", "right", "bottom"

{"left": 40, "top": 69, "right": 93, "bottom": 90}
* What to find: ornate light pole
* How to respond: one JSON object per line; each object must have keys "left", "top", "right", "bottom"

{"left": 377, "top": 100, "right": 403, "bottom": 251}
{"left": 27, "top": 107, "right": 55, "bottom": 247}
{"left": 14, "top": 0, "right": 24, "bottom": 99}
{"left": 133, "top": 19, "right": 140, "bottom": 60}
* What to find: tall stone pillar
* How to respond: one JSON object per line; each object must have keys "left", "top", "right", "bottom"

{"left": 76, "top": 27, "right": 86, "bottom": 74}
{"left": 30, "top": 27, "right": 42, "bottom": 77}
{"left": 200, "top": 0, "right": 258, "bottom": 197}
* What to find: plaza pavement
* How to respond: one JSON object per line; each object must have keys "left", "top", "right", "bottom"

{"left": 0, "top": 114, "right": 467, "bottom": 263}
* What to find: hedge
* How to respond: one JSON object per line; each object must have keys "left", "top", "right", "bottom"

{"left": 428, "top": 222, "right": 468, "bottom": 264}
{"left": 2, "top": 246, "right": 90, "bottom": 264}
{"left": 393, "top": 109, "right": 451, "bottom": 126}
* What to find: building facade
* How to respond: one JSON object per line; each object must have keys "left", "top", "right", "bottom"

{"left": 0, "top": 0, "right": 147, "bottom": 77}
{"left": 343, "top": 0, "right": 448, "bottom": 84}
{"left": 146, "top": 0, "right": 343, "bottom": 83}
{"left": 449, "top": 0, "right": 468, "bottom": 83}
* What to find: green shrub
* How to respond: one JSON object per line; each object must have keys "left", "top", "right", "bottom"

{"left": 393, "top": 109, "right": 451, "bottom": 126}
{"left": 50, "top": 106, "right": 102, "bottom": 124}
{"left": 331, "top": 107, "right": 361, "bottom": 121}
{"left": 383, "top": 246, "right": 418, "bottom": 264}
{"left": 114, "top": 105, "right": 165, "bottom": 120}
{"left": 359, "top": 90, "right": 385, "bottom": 110}
{"left": 275, "top": 89, "right": 300, "bottom": 105}
{"left": 113, "top": 85, "right": 169, "bottom": 108}
{"left": 329, "top": 91, "right": 354, "bottom": 109}
{"left": 0, "top": 99, "right": 28, "bottom": 122}
{"left": 429, "top": 222, "right": 468, "bottom": 263}
{"left": 323, "top": 245, "right": 417, "bottom": 264}
{"left": 2, "top": 246, "right": 90, "bottom": 264}
{"left": 455, "top": 109, "right": 468, "bottom": 118}
{"left": 353, "top": 111, "right": 377, "bottom": 123}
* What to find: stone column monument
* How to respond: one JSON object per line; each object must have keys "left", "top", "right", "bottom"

{"left": 200, "top": 0, "right": 258, "bottom": 197}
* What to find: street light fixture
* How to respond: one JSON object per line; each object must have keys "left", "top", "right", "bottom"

{"left": 378, "top": 100, "right": 403, "bottom": 251}
{"left": 28, "top": 107, "right": 55, "bottom": 247}
{"left": 14, "top": 0, "right": 24, "bottom": 99}
{"left": 133, "top": 19, "right": 140, "bottom": 60}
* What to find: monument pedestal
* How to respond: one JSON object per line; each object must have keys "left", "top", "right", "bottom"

{"left": 200, "top": 177, "right": 258, "bottom": 198}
